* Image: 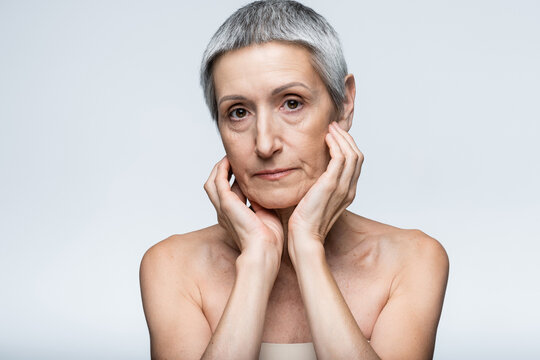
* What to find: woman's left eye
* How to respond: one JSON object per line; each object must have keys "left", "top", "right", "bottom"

{"left": 283, "top": 99, "right": 302, "bottom": 111}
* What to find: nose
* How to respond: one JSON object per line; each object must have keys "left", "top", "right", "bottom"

{"left": 254, "top": 109, "right": 282, "bottom": 159}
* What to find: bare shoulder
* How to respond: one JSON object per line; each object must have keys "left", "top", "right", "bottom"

{"left": 366, "top": 219, "right": 450, "bottom": 301}
{"left": 358, "top": 216, "right": 449, "bottom": 274}
{"left": 388, "top": 227, "right": 447, "bottom": 268}
{"left": 357, "top": 217, "right": 449, "bottom": 358}
{"left": 141, "top": 225, "right": 223, "bottom": 262}
{"left": 139, "top": 224, "right": 229, "bottom": 305}
{"left": 393, "top": 228, "right": 449, "bottom": 279}
{"left": 139, "top": 224, "right": 232, "bottom": 358}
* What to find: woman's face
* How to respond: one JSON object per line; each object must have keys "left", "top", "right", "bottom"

{"left": 213, "top": 41, "right": 342, "bottom": 209}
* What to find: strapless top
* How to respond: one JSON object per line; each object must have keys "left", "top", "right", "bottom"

{"left": 259, "top": 342, "right": 317, "bottom": 360}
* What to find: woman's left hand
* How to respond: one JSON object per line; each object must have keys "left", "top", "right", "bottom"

{"left": 288, "top": 121, "right": 364, "bottom": 259}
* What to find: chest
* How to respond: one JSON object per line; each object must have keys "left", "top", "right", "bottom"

{"left": 200, "top": 260, "right": 390, "bottom": 343}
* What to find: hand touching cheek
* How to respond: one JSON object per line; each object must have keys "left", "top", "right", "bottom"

{"left": 204, "top": 156, "right": 285, "bottom": 267}
{"left": 288, "top": 122, "right": 364, "bottom": 261}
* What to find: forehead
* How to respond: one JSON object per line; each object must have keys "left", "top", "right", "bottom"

{"left": 212, "top": 41, "right": 325, "bottom": 100}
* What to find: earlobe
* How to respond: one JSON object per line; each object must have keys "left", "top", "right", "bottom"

{"left": 336, "top": 74, "right": 356, "bottom": 132}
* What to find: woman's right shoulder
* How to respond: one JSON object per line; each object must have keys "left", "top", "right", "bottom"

{"left": 139, "top": 225, "right": 233, "bottom": 351}
{"left": 139, "top": 224, "right": 233, "bottom": 278}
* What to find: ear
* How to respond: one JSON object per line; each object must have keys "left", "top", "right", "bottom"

{"left": 336, "top": 74, "right": 356, "bottom": 132}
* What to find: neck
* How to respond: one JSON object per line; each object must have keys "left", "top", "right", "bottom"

{"left": 274, "top": 209, "right": 368, "bottom": 268}
{"left": 220, "top": 206, "right": 367, "bottom": 270}
{"left": 274, "top": 206, "right": 296, "bottom": 269}
{"left": 273, "top": 208, "right": 358, "bottom": 267}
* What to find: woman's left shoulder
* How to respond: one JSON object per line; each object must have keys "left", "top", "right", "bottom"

{"left": 383, "top": 227, "right": 450, "bottom": 284}
{"left": 394, "top": 228, "right": 448, "bottom": 262}
{"left": 408, "top": 229, "right": 448, "bottom": 270}
{"left": 350, "top": 214, "right": 449, "bottom": 274}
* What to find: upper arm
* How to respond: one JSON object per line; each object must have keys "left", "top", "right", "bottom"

{"left": 139, "top": 237, "right": 212, "bottom": 360}
{"left": 370, "top": 231, "right": 449, "bottom": 360}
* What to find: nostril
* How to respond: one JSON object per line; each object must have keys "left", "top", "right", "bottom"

{"left": 255, "top": 137, "right": 281, "bottom": 158}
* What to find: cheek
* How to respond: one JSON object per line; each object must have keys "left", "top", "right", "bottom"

{"left": 225, "top": 151, "right": 246, "bottom": 180}
{"left": 307, "top": 149, "right": 331, "bottom": 186}
{"left": 301, "top": 131, "right": 331, "bottom": 173}
{"left": 227, "top": 155, "right": 253, "bottom": 201}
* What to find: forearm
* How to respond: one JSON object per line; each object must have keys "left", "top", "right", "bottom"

{"left": 294, "top": 242, "right": 380, "bottom": 360}
{"left": 201, "top": 250, "right": 278, "bottom": 360}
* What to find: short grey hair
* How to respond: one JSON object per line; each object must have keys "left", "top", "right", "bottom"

{"left": 200, "top": 0, "right": 348, "bottom": 121}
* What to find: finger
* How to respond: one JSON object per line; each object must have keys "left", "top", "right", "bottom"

{"left": 215, "top": 157, "right": 234, "bottom": 203}
{"left": 205, "top": 157, "right": 222, "bottom": 185}
{"left": 330, "top": 123, "right": 363, "bottom": 188}
{"left": 328, "top": 124, "right": 361, "bottom": 207}
{"left": 322, "top": 127, "right": 346, "bottom": 187}
{"left": 332, "top": 122, "right": 364, "bottom": 163}
{"left": 329, "top": 123, "right": 357, "bottom": 181}
{"left": 214, "top": 157, "right": 252, "bottom": 222}
{"left": 204, "top": 158, "right": 223, "bottom": 208}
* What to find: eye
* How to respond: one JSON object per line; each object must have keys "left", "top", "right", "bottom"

{"left": 229, "top": 107, "right": 248, "bottom": 120}
{"left": 283, "top": 99, "right": 303, "bottom": 111}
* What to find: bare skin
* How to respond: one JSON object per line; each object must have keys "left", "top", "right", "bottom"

{"left": 140, "top": 42, "right": 449, "bottom": 360}
{"left": 140, "top": 215, "right": 448, "bottom": 359}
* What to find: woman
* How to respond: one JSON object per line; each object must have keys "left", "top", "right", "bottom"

{"left": 140, "top": 1, "right": 449, "bottom": 359}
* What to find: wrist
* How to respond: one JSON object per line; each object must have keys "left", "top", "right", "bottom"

{"left": 236, "top": 246, "right": 281, "bottom": 277}
{"left": 289, "top": 238, "right": 325, "bottom": 268}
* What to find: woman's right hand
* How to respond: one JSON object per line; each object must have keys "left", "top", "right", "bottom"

{"left": 204, "top": 156, "right": 284, "bottom": 266}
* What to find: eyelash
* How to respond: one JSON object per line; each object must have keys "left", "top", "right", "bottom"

{"left": 226, "top": 97, "right": 304, "bottom": 121}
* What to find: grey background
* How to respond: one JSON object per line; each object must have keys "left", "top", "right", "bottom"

{"left": 1, "top": 0, "right": 539, "bottom": 359}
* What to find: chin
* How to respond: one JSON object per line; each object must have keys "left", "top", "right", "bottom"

{"left": 247, "top": 186, "right": 307, "bottom": 210}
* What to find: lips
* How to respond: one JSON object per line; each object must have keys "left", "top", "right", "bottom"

{"left": 254, "top": 168, "right": 295, "bottom": 180}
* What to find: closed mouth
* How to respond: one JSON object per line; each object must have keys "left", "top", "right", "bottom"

{"left": 254, "top": 168, "right": 296, "bottom": 180}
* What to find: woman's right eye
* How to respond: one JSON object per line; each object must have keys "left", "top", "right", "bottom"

{"left": 229, "top": 108, "right": 248, "bottom": 120}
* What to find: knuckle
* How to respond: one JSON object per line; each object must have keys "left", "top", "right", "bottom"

{"left": 321, "top": 177, "right": 336, "bottom": 192}
{"left": 329, "top": 180, "right": 343, "bottom": 195}
{"left": 337, "top": 186, "right": 348, "bottom": 198}
{"left": 327, "top": 182, "right": 339, "bottom": 193}
{"left": 218, "top": 159, "right": 228, "bottom": 171}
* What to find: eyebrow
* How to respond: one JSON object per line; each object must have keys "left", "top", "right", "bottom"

{"left": 271, "top": 82, "right": 310, "bottom": 96}
{"left": 217, "top": 82, "right": 310, "bottom": 107}
{"left": 218, "top": 95, "right": 247, "bottom": 107}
